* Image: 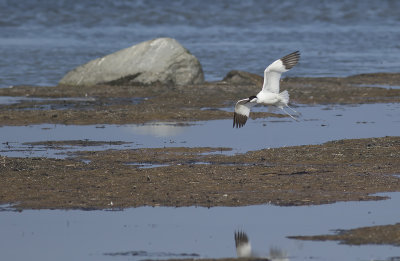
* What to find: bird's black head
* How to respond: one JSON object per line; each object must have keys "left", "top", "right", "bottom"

{"left": 247, "top": 95, "right": 257, "bottom": 102}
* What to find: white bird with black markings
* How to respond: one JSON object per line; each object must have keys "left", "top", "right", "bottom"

{"left": 234, "top": 230, "right": 289, "bottom": 261}
{"left": 233, "top": 51, "right": 301, "bottom": 128}
{"left": 234, "top": 230, "right": 252, "bottom": 258}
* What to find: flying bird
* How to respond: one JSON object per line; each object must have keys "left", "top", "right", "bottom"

{"left": 233, "top": 51, "right": 301, "bottom": 128}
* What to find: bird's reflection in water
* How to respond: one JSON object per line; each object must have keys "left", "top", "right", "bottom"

{"left": 235, "top": 231, "right": 289, "bottom": 261}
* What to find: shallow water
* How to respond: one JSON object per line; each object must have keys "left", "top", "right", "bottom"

{"left": 354, "top": 84, "right": 400, "bottom": 90}
{"left": 0, "top": 96, "right": 96, "bottom": 105}
{"left": 1, "top": 192, "right": 400, "bottom": 261}
{"left": 1, "top": 0, "right": 400, "bottom": 87}
{"left": 0, "top": 103, "right": 399, "bottom": 158}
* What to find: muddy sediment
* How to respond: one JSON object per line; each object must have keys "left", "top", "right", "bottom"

{"left": 23, "top": 140, "right": 131, "bottom": 147}
{"left": 289, "top": 223, "right": 400, "bottom": 247}
{"left": 1, "top": 136, "right": 399, "bottom": 210}
{"left": 0, "top": 72, "right": 399, "bottom": 126}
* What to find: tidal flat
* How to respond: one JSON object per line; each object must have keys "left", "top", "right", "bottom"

{"left": 1, "top": 73, "right": 400, "bottom": 255}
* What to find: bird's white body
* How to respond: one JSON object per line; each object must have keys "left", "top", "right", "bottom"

{"left": 233, "top": 51, "right": 300, "bottom": 128}
{"left": 256, "top": 91, "right": 286, "bottom": 107}
{"left": 236, "top": 241, "right": 252, "bottom": 257}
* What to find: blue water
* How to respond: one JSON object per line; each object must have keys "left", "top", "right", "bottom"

{"left": 1, "top": 103, "right": 399, "bottom": 158}
{"left": 1, "top": 192, "right": 400, "bottom": 261}
{"left": 1, "top": 0, "right": 400, "bottom": 87}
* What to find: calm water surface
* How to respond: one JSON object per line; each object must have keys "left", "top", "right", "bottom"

{"left": 1, "top": 192, "right": 400, "bottom": 261}
{"left": 0, "top": 103, "right": 399, "bottom": 158}
{"left": 1, "top": 0, "right": 400, "bottom": 87}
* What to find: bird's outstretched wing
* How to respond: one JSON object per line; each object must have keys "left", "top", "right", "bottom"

{"left": 233, "top": 99, "right": 256, "bottom": 128}
{"left": 262, "top": 51, "right": 300, "bottom": 94}
{"left": 234, "top": 231, "right": 252, "bottom": 258}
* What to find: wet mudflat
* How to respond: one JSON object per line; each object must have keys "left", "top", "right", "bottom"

{"left": 0, "top": 72, "right": 400, "bottom": 126}
{"left": 289, "top": 222, "right": 400, "bottom": 246}
{"left": 1, "top": 136, "right": 400, "bottom": 210}
{"left": 1, "top": 73, "right": 400, "bottom": 260}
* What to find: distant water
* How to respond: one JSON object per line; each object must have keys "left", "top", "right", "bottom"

{"left": 1, "top": 0, "right": 400, "bottom": 87}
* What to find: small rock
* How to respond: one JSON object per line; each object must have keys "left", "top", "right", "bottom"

{"left": 223, "top": 70, "right": 263, "bottom": 85}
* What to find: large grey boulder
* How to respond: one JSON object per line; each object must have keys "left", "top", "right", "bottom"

{"left": 59, "top": 38, "right": 204, "bottom": 86}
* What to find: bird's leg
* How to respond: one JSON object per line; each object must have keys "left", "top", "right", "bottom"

{"left": 286, "top": 104, "right": 301, "bottom": 116}
{"left": 282, "top": 108, "right": 299, "bottom": 122}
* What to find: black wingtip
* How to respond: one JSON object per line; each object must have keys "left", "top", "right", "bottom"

{"left": 234, "top": 230, "right": 249, "bottom": 247}
{"left": 233, "top": 112, "right": 247, "bottom": 128}
{"left": 281, "top": 51, "right": 301, "bottom": 70}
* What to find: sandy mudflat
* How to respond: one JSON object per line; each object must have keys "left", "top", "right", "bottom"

{"left": 1, "top": 72, "right": 400, "bottom": 249}
{"left": 0, "top": 72, "right": 399, "bottom": 126}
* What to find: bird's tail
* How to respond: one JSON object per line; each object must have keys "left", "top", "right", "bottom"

{"left": 279, "top": 90, "right": 289, "bottom": 105}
